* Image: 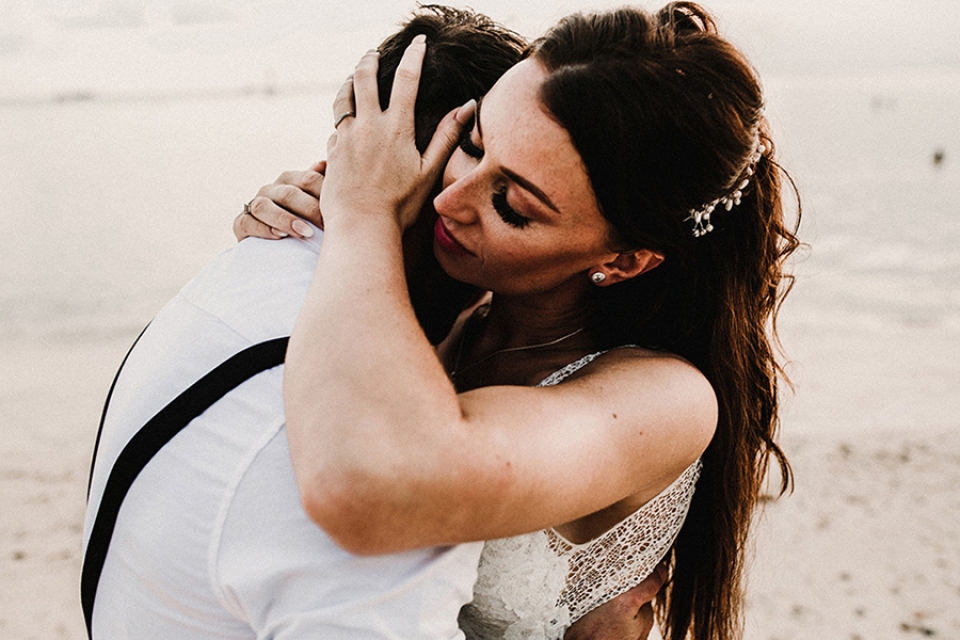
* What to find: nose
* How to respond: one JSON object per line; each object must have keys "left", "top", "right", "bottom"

{"left": 433, "top": 163, "right": 484, "bottom": 226}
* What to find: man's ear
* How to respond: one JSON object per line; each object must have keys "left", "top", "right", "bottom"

{"left": 590, "top": 249, "right": 664, "bottom": 286}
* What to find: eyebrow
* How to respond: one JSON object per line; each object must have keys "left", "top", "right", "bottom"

{"left": 475, "top": 97, "right": 561, "bottom": 214}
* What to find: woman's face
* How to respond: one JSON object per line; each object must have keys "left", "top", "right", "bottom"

{"left": 432, "top": 58, "right": 619, "bottom": 296}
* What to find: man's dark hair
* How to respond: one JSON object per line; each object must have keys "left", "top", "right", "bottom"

{"left": 372, "top": 5, "right": 526, "bottom": 344}
{"left": 376, "top": 4, "right": 527, "bottom": 151}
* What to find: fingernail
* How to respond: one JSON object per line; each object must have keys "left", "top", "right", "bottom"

{"left": 412, "top": 34, "right": 426, "bottom": 45}
{"left": 272, "top": 230, "right": 288, "bottom": 238}
{"left": 456, "top": 99, "right": 476, "bottom": 125}
{"left": 292, "top": 220, "right": 313, "bottom": 238}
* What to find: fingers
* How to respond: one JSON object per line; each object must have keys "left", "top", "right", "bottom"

{"left": 246, "top": 193, "right": 319, "bottom": 238}
{"left": 635, "top": 603, "right": 655, "bottom": 640}
{"left": 653, "top": 560, "right": 669, "bottom": 590}
{"left": 234, "top": 208, "right": 286, "bottom": 241}
{"left": 270, "top": 169, "right": 324, "bottom": 199}
{"left": 351, "top": 49, "right": 382, "bottom": 117}
{"left": 235, "top": 166, "right": 326, "bottom": 241}
{"left": 316, "top": 38, "right": 436, "bottom": 231}
{"left": 650, "top": 560, "right": 669, "bottom": 595}
{"left": 455, "top": 99, "right": 478, "bottom": 127}
{"left": 620, "top": 561, "right": 669, "bottom": 609}
{"left": 332, "top": 75, "right": 356, "bottom": 130}
{"left": 421, "top": 100, "right": 475, "bottom": 179}
{"left": 386, "top": 34, "right": 426, "bottom": 128}
{"left": 563, "top": 596, "right": 650, "bottom": 640}
{"left": 326, "top": 130, "right": 338, "bottom": 157}
{"left": 342, "top": 37, "right": 426, "bottom": 128}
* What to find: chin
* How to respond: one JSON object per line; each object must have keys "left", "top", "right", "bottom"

{"left": 433, "top": 243, "right": 480, "bottom": 287}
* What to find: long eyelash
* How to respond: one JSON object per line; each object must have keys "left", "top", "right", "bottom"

{"left": 492, "top": 188, "right": 530, "bottom": 229}
{"left": 455, "top": 120, "right": 529, "bottom": 230}
{"left": 458, "top": 125, "right": 484, "bottom": 159}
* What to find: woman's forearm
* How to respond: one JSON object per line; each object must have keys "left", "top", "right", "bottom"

{"left": 282, "top": 41, "right": 482, "bottom": 552}
{"left": 284, "top": 211, "right": 467, "bottom": 553}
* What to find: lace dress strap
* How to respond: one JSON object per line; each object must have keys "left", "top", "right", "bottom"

{"left": 536, "top": 346, "right": 640, "bottom": 388}
{"left": 547, "top": 460, "right": 701, "bottom": 620}
{"left": 460, "top": 460, "right": 701, "bottom": 640}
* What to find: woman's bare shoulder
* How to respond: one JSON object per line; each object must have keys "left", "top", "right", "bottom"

{"left": 552, "top": 346, "right": 717, "bottom": 469}
{"left": 556, "top": 345, "right": 713, "bottom": 398}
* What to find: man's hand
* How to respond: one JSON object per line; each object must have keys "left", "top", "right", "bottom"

{"left": 563, "top": 562, "right": 668, "bottom": 640}
{"left": 233, "top": 160, "right": 326, "bottom": 241}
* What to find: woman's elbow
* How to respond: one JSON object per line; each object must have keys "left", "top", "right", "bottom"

{"left": 294, "top": 459, "right": 422, "bottom": 555}
{"left": 294, "top": 470, "right": 388, "bottom": 554}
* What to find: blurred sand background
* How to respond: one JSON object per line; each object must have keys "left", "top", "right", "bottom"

{"left": 2, "top": 1, "right": 959, "bottom": 638}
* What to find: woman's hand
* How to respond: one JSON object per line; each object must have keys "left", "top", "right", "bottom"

{"left": 233, "top": 161, "right": 326, "bottom": 241}
{"left": 319, "top": 37, "right": 473, "bottom": 231}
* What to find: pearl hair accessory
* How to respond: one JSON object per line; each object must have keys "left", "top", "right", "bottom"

{"left": 685, "top": 138, "right": 766, "bottom": 237}
{"left": 590, "top": 272, "right": 607, "bottom": 284}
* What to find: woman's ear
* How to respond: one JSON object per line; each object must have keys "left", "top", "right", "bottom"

{"left": 589, "top": 249, "right": 664, "bottom": 286}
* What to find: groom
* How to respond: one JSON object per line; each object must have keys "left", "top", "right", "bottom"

{"left": 83, "top": 7, "right": 663, "bottom": 639}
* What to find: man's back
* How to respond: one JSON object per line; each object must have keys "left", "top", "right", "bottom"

{"left": 83, "top": 231, "right": 482, "bottom": 639}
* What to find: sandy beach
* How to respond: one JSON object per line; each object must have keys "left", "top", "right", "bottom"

{"left": 745, "top": 431, "right": 960, "bottom": 639}
{"left": 1, "top": 338, "right": 129, "bottom": 639}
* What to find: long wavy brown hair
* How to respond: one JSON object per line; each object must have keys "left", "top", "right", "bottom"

{"left": 531, "top": 4, "right": 800, "bottom": 639}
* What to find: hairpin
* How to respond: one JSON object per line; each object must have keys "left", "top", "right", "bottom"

{"left": 686, "top": 140, "right": 765, "bottom": 237}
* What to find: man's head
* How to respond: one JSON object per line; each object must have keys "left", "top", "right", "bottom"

{"left": 373, "top": 5, "right": 526, "bottom": 344}
{"left": 376, "top": 5, "right": 527, "bottom": 152}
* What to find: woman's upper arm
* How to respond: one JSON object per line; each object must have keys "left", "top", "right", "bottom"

{"left": 307, "top": 352, "right": 716, "bottom": 554}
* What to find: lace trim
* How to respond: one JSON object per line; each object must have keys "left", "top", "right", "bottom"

{"left": 549, "top": 460, "right": 701, "bottom": 620}
{"left": 536, "top": 346, "right": 642, "bottom": 388}
{"left": 535, "top": 352, "right": 604, "bottom": 387}
{"left": 461, "top": 461, "right": 700, "bottom": 639}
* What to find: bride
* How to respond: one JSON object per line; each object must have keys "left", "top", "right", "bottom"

{"left": 245, "top": 4, "right": 798, "bottom": 639}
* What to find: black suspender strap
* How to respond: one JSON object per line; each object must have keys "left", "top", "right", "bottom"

{"left": 87, "top": 323, "right": 151, "bottom": 499}
{"left": 80, "top": 336, "right": 290, "bottom": 638}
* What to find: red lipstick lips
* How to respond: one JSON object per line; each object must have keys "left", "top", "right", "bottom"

{"left": 433, "top": 218, "right": 472, "bottom": 256}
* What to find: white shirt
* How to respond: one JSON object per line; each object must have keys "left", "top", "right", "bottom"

{"left": 83, "top": 229, "right": 482, "bottom": 639}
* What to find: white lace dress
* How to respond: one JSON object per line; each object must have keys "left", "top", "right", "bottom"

{"left": 458, "top": 352, "right": 702, "bottom": 640}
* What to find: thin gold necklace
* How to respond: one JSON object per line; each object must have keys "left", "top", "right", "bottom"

{"left": 451, "top": 323, "right": 586, "bottom": 380}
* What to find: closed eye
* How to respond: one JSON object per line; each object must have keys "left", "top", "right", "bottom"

{"left": 457, "top": 109, "right": 531, "bottom": 229}
{"left": 492, "top": 188, "right": 531, "bottom": 229}
{"left": 458, "top": 124, "right": 484, "bottom": 160}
